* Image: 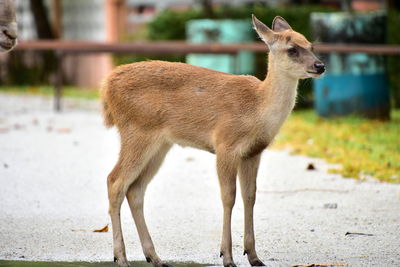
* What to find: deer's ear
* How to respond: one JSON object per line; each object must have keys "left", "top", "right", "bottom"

{"left": 252, "top": 14, "right": 276, "bottom": 47}
{"left": 272, "top": 16, "right": 292, "bottom": 32}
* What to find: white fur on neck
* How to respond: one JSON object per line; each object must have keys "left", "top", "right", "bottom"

{"left": 261, "top": 68, "right": 299, "bottom": 141}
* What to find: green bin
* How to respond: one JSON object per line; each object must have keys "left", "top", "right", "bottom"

{"left": 186, "top": 19, "right": 254, "bottom": 74}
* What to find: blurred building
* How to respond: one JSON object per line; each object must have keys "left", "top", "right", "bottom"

{"left": 13, "top": 0, "right": 281, "bottom": 88}
{"left": 9, "top": 0, "right": 388, "bottom": 88}
{"left": 15, "top": 0, "right": 124, "bottom": 88}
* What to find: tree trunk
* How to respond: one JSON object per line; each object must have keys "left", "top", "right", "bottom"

{"left": 29, "top": 0, "right": 58, "bottom": 83}
{"left": 29, "top": 0, "right": 55, "bottom": 39}
{"left": 200, "top": 0, "right": 215, "bottom": 18}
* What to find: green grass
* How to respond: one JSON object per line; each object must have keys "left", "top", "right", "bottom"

{"left": 272, "top": 109, "right": 400, "bottom": 183}
{"left": 0, "top": 86, "right": 99, "bottom": 99}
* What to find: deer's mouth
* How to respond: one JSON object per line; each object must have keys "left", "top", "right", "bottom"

{"left": 306, "top": 71, "right": 323, "bottom": 78}
{"left": 0, "top": 39, "right": 16, "bottom": 50}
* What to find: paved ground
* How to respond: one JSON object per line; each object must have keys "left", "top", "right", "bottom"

{"left": 0, "top": 93, "right": 399, "bottom": 267}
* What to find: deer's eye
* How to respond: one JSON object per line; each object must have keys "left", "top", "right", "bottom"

{"left": 287, "top": 47, "right": 298, "bottom": 56}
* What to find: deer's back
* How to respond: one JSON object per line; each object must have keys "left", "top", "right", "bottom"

{"left": 103, "top": 60, "right": 262, "bottom": 151}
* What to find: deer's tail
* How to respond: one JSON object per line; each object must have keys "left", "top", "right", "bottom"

{"left": 100, "top": 78, "right": 115, "bottom": 128}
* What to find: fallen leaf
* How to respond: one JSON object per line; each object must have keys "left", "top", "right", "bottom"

{"left": 186, "top": 157, "right": 194, "bottom": 162}
{"left": 72, "top": 224, "right": 109, "bottom": 233}
{"left": 306, "top": 163, "right": 316, "bottom": 170}
{"left": 57, "top": 128, "right": 71, "bottom": 133}
{"left": 0, "top": 128, "right": 9, "bottom": 133}
{"left": 93, "top": 224, "right": 109, "bottom": 232}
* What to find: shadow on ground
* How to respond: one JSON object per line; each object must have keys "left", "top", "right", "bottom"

{"left": 0, "top": 261, "right": 214, "bottom": 267}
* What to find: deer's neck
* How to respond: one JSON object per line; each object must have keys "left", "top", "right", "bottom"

{"left": 258, "top": 56, "right": 299, "bottom": 138}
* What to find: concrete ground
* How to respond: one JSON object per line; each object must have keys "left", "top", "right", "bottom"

{"left": 0, "top": 93, "right": 399, "bottom": 267}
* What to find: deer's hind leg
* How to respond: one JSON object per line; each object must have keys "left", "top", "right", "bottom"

{"left": 126, "top": 142, "right": 173, "bottom": 267}
{"left": 107, "top": 130, "right": 164, "bottom": 267}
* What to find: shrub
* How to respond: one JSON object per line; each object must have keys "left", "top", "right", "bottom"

{"left": 387, "top": 9, "right": 400, "bottom": 108}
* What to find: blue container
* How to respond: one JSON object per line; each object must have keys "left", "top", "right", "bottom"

{"left": 186, "top": 19, "right": 254, "bottom": 74}
{"left": 311, "top": 12, "right": 390, "bottom": 119}
{"left": 314, "top": 73, "right": 390, "bottom": 117}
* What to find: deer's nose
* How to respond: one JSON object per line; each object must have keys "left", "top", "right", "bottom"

{"left": 313, "top": 61, "right": 325, "bottom": 74}
{"left": 3, "top": 26, "right": 17, "bottom": 40}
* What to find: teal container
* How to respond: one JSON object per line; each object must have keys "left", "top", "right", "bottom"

{"left": 314, "top": 73, "right": 389, "bottom": 117}
{"left": 311, "top": 12, "right": 390, "bottom": 119}
{"left": 186, "top": 19, "right": 254, "bottom": 74}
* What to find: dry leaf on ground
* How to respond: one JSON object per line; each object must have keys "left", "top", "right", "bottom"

{"left": 56, "top": 128, "right": 71, "bottom": 133}
{"left": 72, "top": 224, "right": 108, "bottom": 233}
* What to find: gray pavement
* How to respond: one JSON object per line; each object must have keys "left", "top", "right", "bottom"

{"left": 0, "top": 93, "right": 399, "bottom": 267}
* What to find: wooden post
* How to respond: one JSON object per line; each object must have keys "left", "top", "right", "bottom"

{"left": 54, "top": 51, "right": 63, "bottom": 112}
{"left": 52, "top": 0, "right": 63, "bottom": 38}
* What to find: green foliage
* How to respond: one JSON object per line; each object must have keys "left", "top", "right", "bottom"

{"left": 2, "top": 52, "right": 52, "bottom": 85}
{"left": 113, "top": 54, "right": 185, "bottom": 67}
{"left": 273, "top": 109, "right": 400, "bottom": 183}
{"left": 147, "top": 8, "right": 204, "bottom": 40}
{"left": 147, "top": 5, "right": 338, "bottom": 41}
{"left": 0, "top": 85, "right": 99, "bottom": 99}
{"left": 387, "top": 10, "right": 400, "bottom": 107}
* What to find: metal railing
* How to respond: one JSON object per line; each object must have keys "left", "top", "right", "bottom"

{"left": 15, "top": 41, "right": 400, "bottom": 55}
{"left": 13, "top": 41, "right": 400, "bottom": 111}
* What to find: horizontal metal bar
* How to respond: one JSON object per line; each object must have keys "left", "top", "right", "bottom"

{"left": 314, "top": 43, "right": 400, "bottom": 55}
{"left": 13, "top": 41, "right": 400, "bottom": 55}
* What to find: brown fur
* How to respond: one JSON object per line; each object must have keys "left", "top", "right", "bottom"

{"left": 101, "top": 15, "right": 324, "bottom": 267}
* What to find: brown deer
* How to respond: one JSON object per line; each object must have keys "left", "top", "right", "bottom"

{"left": 101, "top": 15, "right": 325, "bottom": 267}
{"left": 0, "top": 0, "right": 17, "bottom": 52}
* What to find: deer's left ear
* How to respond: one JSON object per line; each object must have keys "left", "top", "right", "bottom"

{"left": 252, "top": 14, "right": 276, "bottom": 47}
{"left": 272, "top": 16, "right": 292, "bottom": 32}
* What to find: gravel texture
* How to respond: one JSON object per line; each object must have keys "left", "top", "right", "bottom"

{"left": 0, "top": 93, "right": 399, "bottom": 267}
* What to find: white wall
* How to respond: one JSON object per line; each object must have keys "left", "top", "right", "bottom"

{"left": 62, "top": 0, "right": 106, "bottom": 41}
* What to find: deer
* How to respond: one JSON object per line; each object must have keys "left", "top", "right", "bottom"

{"left": 0, "top": 0, "right": 17, "bottom": 53}
{"left": 101, "top": 15, "right": 325, "bottom": 267}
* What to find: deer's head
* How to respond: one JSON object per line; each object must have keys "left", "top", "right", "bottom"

{"left": 252, "top": 15, "right": 325, "bottom": 79}
{"left": 0, "top": 0, "right": 17, "bottom": 52}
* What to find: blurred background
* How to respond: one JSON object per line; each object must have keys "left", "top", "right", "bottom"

{"left": 0, "top": 0, "right": 399, "bottom": 184}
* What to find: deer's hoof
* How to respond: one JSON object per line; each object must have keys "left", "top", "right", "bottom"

{"left": 250, "top": 259, "right": 265, "bottom": 266}
{"left": 224, "top": 263, "right": 237, "bottom": 267}
{"left": 114, "top": 257, "right": 131, "bottom": 267}
{"left": 153, "top": 263, "right": 175, "bottom": 267}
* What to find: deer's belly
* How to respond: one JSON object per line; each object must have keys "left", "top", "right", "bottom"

{"left": 164, "top": 129, "right": 215, "bottom": 154}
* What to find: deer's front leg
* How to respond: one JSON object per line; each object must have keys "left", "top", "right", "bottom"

{"left": 216, "top": 150, "right": 238, "bottom": 267}
{"left": 238, "top": 155, "right": 265, "bottom": 266}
